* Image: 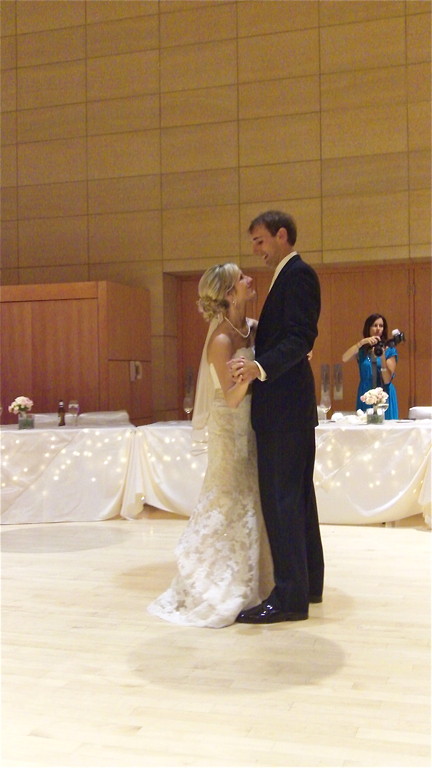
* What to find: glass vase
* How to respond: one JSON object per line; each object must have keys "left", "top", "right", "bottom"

{"left": 18, "top": 411, "right": 34, "bottom": 429}
{"left": 366, "top": 404, "right": 387, "bottom": 425}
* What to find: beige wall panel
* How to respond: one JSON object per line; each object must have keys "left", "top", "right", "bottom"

{"left": 1, "top": 69, "right": 16, "bottom": 111}
{"left": 240, "top": 198, "right": 321, "bottom": 256}
{"left": 322, "top": 153, "right": 408, "bottom": 197}
{"left": 1, "top": 35, "right": 16, "bottom": 69}
{"left": 320, "top": 17, "right": 405, "bottom": 73}
{"left": 18, "top": 181, "right": 87, "bottom": 220}
{"left": 239, "top": 113, "right": 320, "bottom": 166}
{"left": 163, "top": 255, "right": 228, "bottom": 273}
{"left": 161, "top": 122, "right": 238, "bottom": 173}
{"left": 86, "top": 1, "right": 158, "bottom": 23}
{"left": 410, "top": 243, "right": 431, "bottom": 259}
{"left": 323, "top": 245, "right": 409, "bottom": 264}
{"left": 409, "top": 150, "right": 431, "bottom": 190}
{"left": 161, "top": 86, "right": 237, "bottom": 128}
{"left": 1, "top": 144, "right": 17, "bottom": 186}
{"left": 1, "top": 111, "right": 16, "bottom": 145}
{"left": 0, "top": 268, "right": 19, "bottom": 284}
{"left": 410, "top": 189, "right": 431, "bottom": 244}
{"left": 87, "top": 130, "right": 160, "bottom": 179}
{"left": 19, "top": 216, "right": 88, "bottom": 267}
{"left": 17, "top": 61, "right": 86, "bottom": 109}
{"left": 18, "top": 138, "right": 86, "bottom": 185}
{"left": 160, "top": 40, "right": 237, "bottom": 92}
{"left": 86, "top": 14, "right": 159, "bottom": 58}
{"left": 19, "top": 264, "right": 89, "bottom": 284}
{"left": 162, "top": 168, "right": 238, "bottom": 209}
{"left": 1, "top": 2, "right": 16, "bottom": 36}
{"left": 238, "top": 0, "right": 318, "bottom": 36}
{"left": 239, "top": 75, "right": 319, "bottom": 120}
{"left": 407, "top": 12, "right": 431, "bottom": 64}
{"left": 163, "top": 205, "right": 239, "bottom": 261}
{"left": 87, "top": 50, "right": 159, "bottom": 101}
{"left": 16, "top": 1, "right": 85, "bottom": 34}
{"left": 0, "top": 220, "right": 18, "bottom": 268}
{"left": 87, "top": 94, "right": 159, "bottom": 135}
{"left": 160, "top": 1, "right": 223, "bottom": 13}
{"left": 408, "top": 63, "right": 431, "bottom": 103}
{"left": 160, "top": 3, "right": 236, "bottom": 47}
{"left": 321, "top": 66, "right": 406, "bottom": 112}
{"left": 17, "top": 104, "right": 86, "bottom": 143}
{"left": 238, "top": 28, "right": 319, "bottom": 83}
{"left": 89, "top": 210, "right": 162, "bottom": 264}
{"left": 408, "top": 102, "right": 431, "bottom": 151}
{"left": 322, "top": 105, "right": 407, "bottom": 159}
{"left": 406, "top": 1, "right": 432, "bottom": 13}
{"left": 1, "top": 187, "right": 17, "bottom": 221}
{"left": 89, "top": 175, "right": 161, "bottom": 215}
{"left": 319, "top": 1, "right": 405, "bottom": 26}
{"left": 240, "top": 160, "right": 321, "bottom": 204}
{"left": 323, "top": 192, "right": 409, "bottom": 250}
{"left": 17, "top": 26, "right": 85, "bottom": 67}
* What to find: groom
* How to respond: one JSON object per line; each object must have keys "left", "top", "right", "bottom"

{"left": 231, "top": 210, "right": 324, "bottom": 623}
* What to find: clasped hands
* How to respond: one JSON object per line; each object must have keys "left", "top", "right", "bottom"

{"left": 228, "top": 357, "right": 259, "bottom": 384}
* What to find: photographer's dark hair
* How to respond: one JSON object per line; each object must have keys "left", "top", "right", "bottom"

{"left": 362, "top": 313, "right": 389, "bottom": 341}
{"left": 248, "top": 210, "right": 297, "bottom": 246}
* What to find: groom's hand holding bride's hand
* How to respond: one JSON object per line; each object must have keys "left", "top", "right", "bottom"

{"left": 228, "top": 357, "right": 259, "bottom": 384}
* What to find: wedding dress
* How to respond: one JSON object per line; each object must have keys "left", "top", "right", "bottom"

{"left": 148, "top": 347, "right": 273, "bottom": 628}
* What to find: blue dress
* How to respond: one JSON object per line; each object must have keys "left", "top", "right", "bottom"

{"left": 356, "top": 347, "right": 398, "bottom": 419}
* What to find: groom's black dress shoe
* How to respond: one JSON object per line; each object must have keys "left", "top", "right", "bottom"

{"left": 309, "top": 595, "right": 323, "bottom": 604}
{"left": 236, "top": 600, "right": 308, "bottom": 624}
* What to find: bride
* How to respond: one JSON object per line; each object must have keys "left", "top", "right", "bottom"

{"left": 147, "top": 263, "right": 273, "bottom": 628}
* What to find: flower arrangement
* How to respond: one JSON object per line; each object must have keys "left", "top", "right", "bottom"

{"left": 8, "top": 396, "right": 33, "bottom": 414}
{"left": 360, "top": 387, "right": 388, "bottom": 406}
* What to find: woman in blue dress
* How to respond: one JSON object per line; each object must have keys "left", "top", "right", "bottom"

{"left": 342, "top": 313, "right": 398, "bottom": 419}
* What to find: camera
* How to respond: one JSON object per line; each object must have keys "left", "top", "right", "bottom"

{"left": 373, "top": 329, "right": 405, "bottom": 357}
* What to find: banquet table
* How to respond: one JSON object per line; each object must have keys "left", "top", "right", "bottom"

{"left": 122, "top": 420, "right": 431, "bottom": 526}
{"left": 2, "top": 419, "right": 431, "bottom": 526}
{"left": 1, "top": 424, "right": 135, "bottom": 524}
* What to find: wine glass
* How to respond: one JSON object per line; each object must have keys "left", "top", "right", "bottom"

{"left": 319, "top": 390, "right": 331, "bottom": 421}
{"left": 183, "top": 394, "right": 194, "bottom": 420}
{"left": 68, "top": 399, "right": 80, "bottom": 426}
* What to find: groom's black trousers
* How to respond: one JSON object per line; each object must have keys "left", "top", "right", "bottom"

{"left": 255, "top": 427, "right": 324, "bottom": 613}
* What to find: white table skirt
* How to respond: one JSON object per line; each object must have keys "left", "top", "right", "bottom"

{"left": 1, "top": 426, "right": 135, "bottom": 524}
{"left": 122, "top": 420, "right": 431, "bottom": 527}
{"left": 2, "top": 420, "right": 431, "bottom": 526}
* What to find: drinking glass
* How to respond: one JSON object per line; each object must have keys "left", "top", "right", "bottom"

{"left": 68, "top": 399, "right": 80, "bottom": 426}
{"left": 183, "top": 394, "right": 194, "bottom": 420}
{"left": 319, "top": 390, "right": 331, "bottom": 421}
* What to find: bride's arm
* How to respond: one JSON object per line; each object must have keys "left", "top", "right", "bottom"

{"left": 209, "top": 334, "right": 250, "bottom": 409}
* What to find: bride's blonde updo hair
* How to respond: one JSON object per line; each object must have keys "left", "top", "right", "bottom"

{"left": 197, "top": 263, "right": 240, "bottom": 322}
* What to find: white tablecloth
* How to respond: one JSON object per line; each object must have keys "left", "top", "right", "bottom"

{"left": 1, "top": 426, "right": 135, "bottom": 524}
{"left": 122, "top": 420, "right": 431, "bottom": 526}
{"left": 2, "top": 420, "right": 430, "bottom": 526}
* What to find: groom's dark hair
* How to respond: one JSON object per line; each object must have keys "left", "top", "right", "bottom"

{"left": 248, "top": 210, "right": 297, "bottom": 246}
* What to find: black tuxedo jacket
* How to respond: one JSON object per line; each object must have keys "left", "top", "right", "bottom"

{"left": 252, "top": 253, "right": 320, "bottom": 432}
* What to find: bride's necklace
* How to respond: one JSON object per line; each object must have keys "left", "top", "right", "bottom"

{"left": 225, "top": 315, "right": 251, "bottom": 339}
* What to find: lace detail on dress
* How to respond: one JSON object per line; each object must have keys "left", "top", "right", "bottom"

{"left": 148, "top": 348, "right": 273, "bottom": 628}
